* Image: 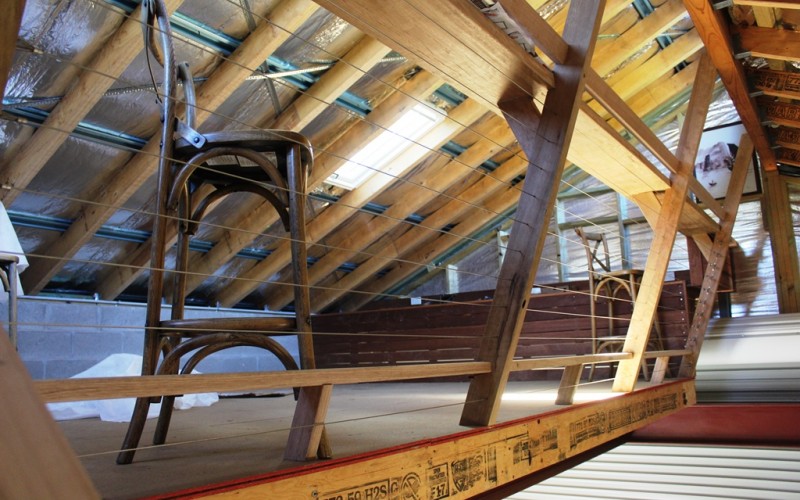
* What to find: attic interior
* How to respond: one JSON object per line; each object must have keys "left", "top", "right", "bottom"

{"left": 1, "top": 0, "right": 799, "bottom": 498}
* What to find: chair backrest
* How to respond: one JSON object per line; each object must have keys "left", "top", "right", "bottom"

{"left": 574, "top": 227, "right": 612, "bottom": 278}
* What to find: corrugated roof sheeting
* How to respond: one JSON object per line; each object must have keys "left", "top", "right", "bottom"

{"left": 512, "top": 444, "right": 800, "bottom": 500}
{"left": 697, "top": 313, "right": 800, "bottom": 401}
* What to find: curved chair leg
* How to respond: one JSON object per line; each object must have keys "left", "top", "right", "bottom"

{"left": 153, "top": 396, "right": 176, "bottom": 445}
{"left": 117, "top": 397, "right": 153, "bottom": 464}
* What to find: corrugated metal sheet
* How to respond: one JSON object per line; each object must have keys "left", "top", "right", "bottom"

{"left": 511, "top": 444, "right": 800, "bottom": 499}
{"left": 697, "top": 313, "right": 800, "bottom": 402}
{"left": 512, "top": 314, "right": 800, "bottom": 499}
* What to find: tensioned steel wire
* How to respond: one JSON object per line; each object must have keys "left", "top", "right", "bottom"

{"left": 68, "top": 376, "right": 619, "bottom": 460}
{"left": 2, "top": 1, "right": 698, "bottom": 330}
{"left": 15, "top": 0, "right": 697, "bottom": 233}
{"left": 0, "top": 0, "right": 692, "bottom": 320}
{"left": 8, "top": 1, "right": 693, "bottom": 461}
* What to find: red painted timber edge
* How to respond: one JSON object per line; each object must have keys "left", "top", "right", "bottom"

{"left": 631, "top": 403, "right": 800, "bottom": 447}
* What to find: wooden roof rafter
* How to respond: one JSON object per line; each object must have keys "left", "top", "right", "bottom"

{"left": 682, "top": 0, "right": 779, "bottom": 171}
{"left": 95, "top": 33, "right": 392, "bottom": 300}
{"left": 19, "top": 0, "right": 322, "bottom": 296}
{"left": 297, "top": 0, "right": 724, "bottom": 312}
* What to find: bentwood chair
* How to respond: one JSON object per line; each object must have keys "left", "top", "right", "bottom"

{"left": 118, "top": 0, "right": 326, "bottom": 464}
{"left": 574, "top": 228, "right": 664, "bottom": 381}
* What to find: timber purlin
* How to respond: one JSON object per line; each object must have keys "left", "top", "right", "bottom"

{"left": 312, "top": 281, "right": 693, "bottom": 381}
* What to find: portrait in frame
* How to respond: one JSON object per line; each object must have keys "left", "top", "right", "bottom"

{"left": 694, "top": 122, "right": 761, "bottom": 200}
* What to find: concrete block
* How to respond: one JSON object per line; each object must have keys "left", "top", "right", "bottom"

{"left": 46, "top": 301, "right": 100, "bottom": 327}
{"left": 45, "top": 359, "right": 97, "bottom": 379}
{"left": 17, "top": 330, "right": 73, "bottom": 360}
{"left": 99, "top": 303, "right": 145, "bottom": 329}
{"left": 72, "top": 331, "right": 124, "bottom": 361}
{"left": 122, "top": 331, "right": 145, "bottom": 354}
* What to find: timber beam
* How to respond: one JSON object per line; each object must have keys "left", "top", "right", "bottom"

{"left": 762, "top": 169, "right": 800, "bottom": 312}
{"left": 733, "top": 0, "right": 800, "bottom": 8}
{"left": 736, "top": 24, "right": 800, "bottom": 62}
{"left": 94, "top": 34, "right": 390, "bottom": 300}
{"left": 0, "top": 0, "right": 184, "bottom": 207}
{"left": 682, "top": 0, "right": 778, "bottom": 171}
{"left": 775, "top": 127, "right": 800, "bottom": 152}
{"left": 0, "top": 331, "right": 99, "bottom": 499}
{"left": 153, "top": 380, "right": 696, "bottom": 499}
{"left": 19, "top": 0, "right": 321, "bottom": 295}
{"left": 460, "top": 0, "right": 605, "bottom": 428}
{"left": 340, "top": 183, "right": 522, "bottom": 312}
{"left": 761, "top": 99, "right": 800, "bottom": 128}
{"left": 778, "top": 148, "right": 800, "bottom": 166}
{"left": 0, "top": 1, "right": 25, "bottom": 102}
{"left": 264, "top": 115, "right": 515, "bottom": 311}
{"left": 613, "top": 50, "right": 717, "bottom": 392}
{"left": 750, "top": 68, "right": 800, "bottom": 100}
{"left": 680, "top": 134, "right": 754, "bottom": 377}
{"left": 313, "top": 0, "right": 553, "bottom": 113}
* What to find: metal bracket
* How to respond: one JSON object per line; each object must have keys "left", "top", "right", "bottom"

{"left": 176, "top": 121, "right": 206, "bottom": 148}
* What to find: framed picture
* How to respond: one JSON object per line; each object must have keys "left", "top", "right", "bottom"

{"left": 694, "top": 122, "right": 761, "bottom": 200}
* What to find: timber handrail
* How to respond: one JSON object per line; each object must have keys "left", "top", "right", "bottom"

{"left": 510, "top": 352, "right": 632, "bottom": 371}
{"left": 35, "top": 361, "right": 491, "bottom": 403}
{"left": 510, "top": 349, "right": 691, "bottom": 372}
{"left": 36, "top": 351, "right": 693, "bottom": 403}
{"left": 643, "top": 348, "right": 691, "bottom": 359}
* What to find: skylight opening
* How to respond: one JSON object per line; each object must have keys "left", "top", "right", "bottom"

{"left": 326, "top": 102, "right": 446, "bottom": 190}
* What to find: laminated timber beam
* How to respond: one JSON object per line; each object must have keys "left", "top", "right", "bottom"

{"left": 314, "top": 0, "right": 554, "bottom": 113}
{"left": 613, "top": 50, "right": 718, "bottom": 392}
{"left": 750, "top": 68, "right": 800, "bottom": 100}
{"left": 775, "top": 127, "right": 800, "bottom": 151}
{"left": 314, "top": 155, "right": 527, "bottom": 313}
{"left": 734, "top": 0, "right": 800, "bottom": 6}
{"left": 460, "top": 0, "right": 605, "bottom": 428}
{"left": 760, "top": 100, "right": 800, "bottom": 128}
{"left": 682, "top": 0, "right": 778, "bottom": 171}
{"left": 156, "top": 380, "right": 696, "bottom": 500}
{"left": 779, "top": 148, "right": 800, "bottom": 166}
{"left": 94, "top": 34, "right": 390, "bottom": 300}
{"left": 736, "top": 24, "right": 800, "bottom": 62}
{"left": 589, "top": 28, "right": 704, "bottom": 121}
{"left": 591, "top": 0, "right": 689, "bottom": 78}
{"left": 20, "top": 0, "right": 320, "bottom": 295}
{"left": 268, "top": 0, "right": 715, "bottom": 312}
{"left": 0, "top": 0, "right": 184, "bottom": 207}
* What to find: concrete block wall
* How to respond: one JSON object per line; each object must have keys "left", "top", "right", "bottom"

{"left": 2, "top": 297, "right": 298, "bottom": 380}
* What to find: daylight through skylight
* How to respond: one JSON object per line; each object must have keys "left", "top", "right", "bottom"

{"left": 326, "top": 103, "right": 446, "bottom": 190}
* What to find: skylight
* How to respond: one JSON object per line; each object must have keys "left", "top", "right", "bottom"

{"left": 326, "top": 102, "right": 446, "bottom": 190}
